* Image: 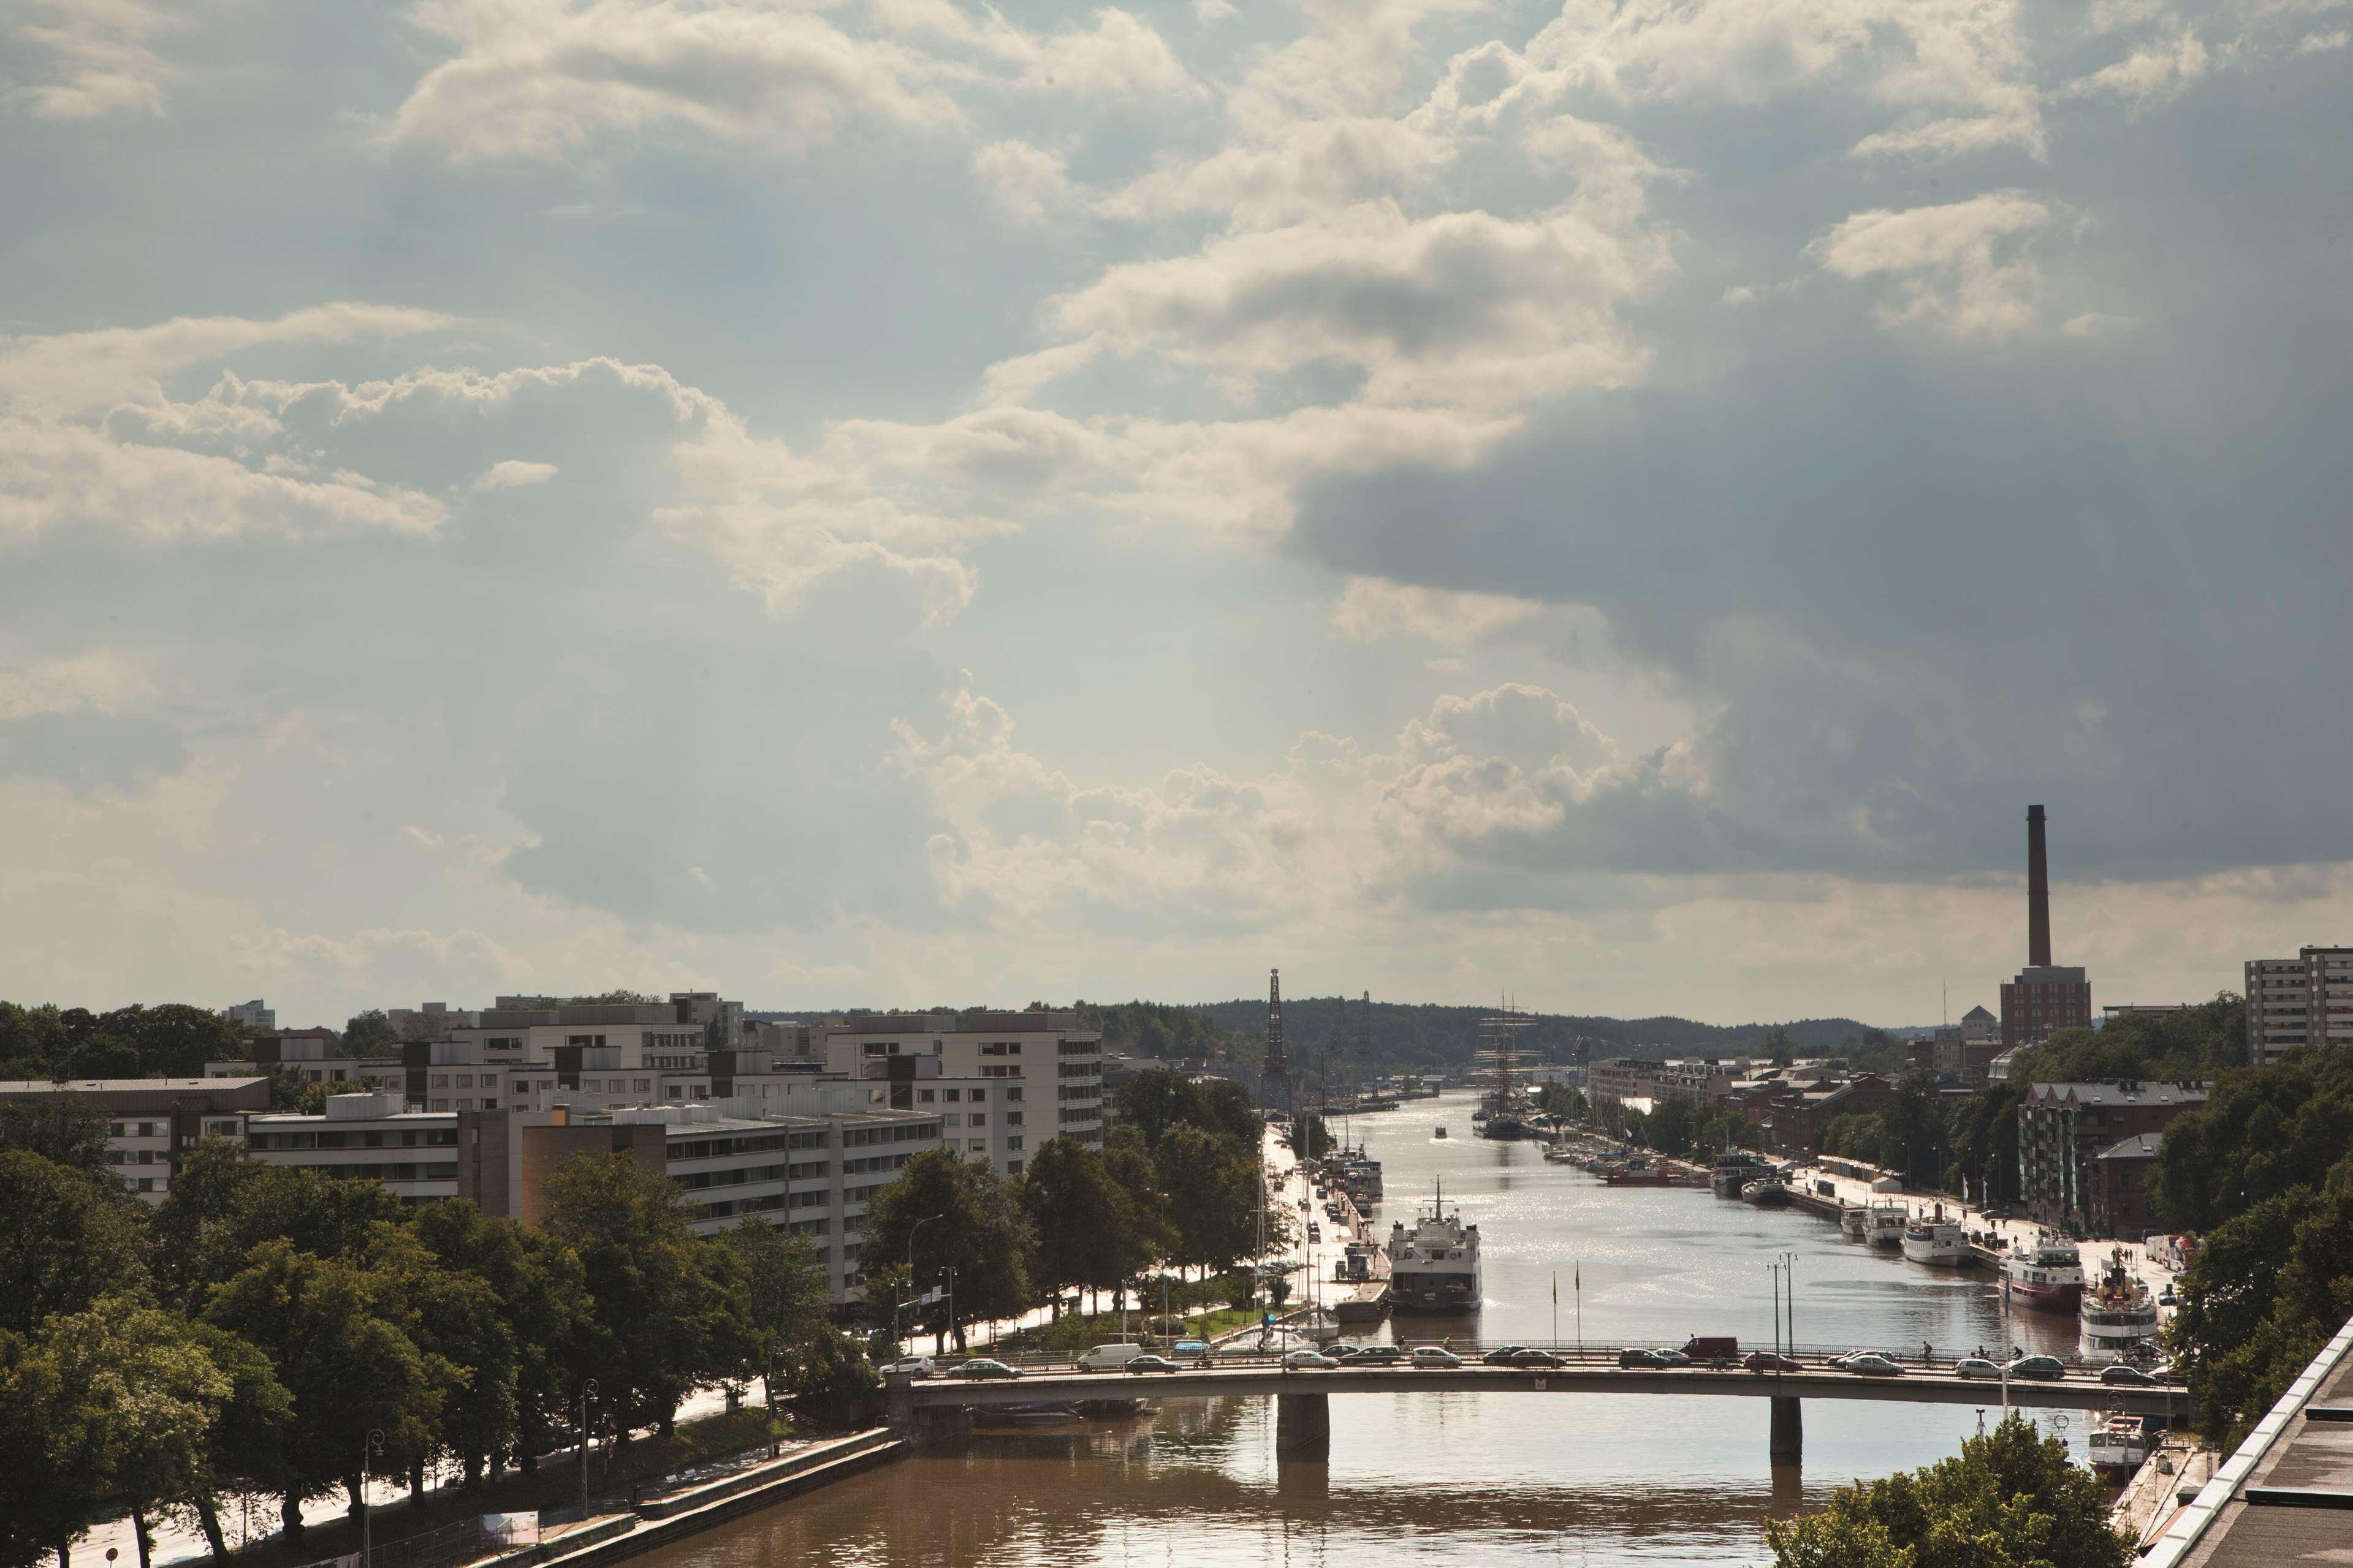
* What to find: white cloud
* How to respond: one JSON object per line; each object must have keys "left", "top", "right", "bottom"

{"left": 474, "top": 458, "right": 559, "bottom": 490}
{"left": 0, "top": 650, "right": 156, "bottom": 721}
{"left": 1194, "top": 0, "right": 1236, "bottom": 20}
{"left": 1330, "top": 575, "right": 1545, "bottom": 648}
{"left": 1808, "top": 192, "right": 2056, "bottom": 338}
{"left": 2063, "top": 29, "right": 2208, "bottom": 102}
{"left": 2297, "top": 27, "right": 2350, "bottom": 50}
{"left": 873, "top": 1, "right": 1200, "bottom": 98}
{"left": 386, "top": 0, "right": 962, "bottom": 161}
{"left": 8, "top": 0, "right": 180, "bottom": 121}
{"left": 971, "top": 140, "right": 1079, "bottom": 224}
{"left": 2062, "top": 310, "right": 2139, "bottom": 337}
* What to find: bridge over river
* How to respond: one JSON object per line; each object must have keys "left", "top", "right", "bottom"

{"left": 887, "top": 1347, "right": 2191, "bottom": 1466}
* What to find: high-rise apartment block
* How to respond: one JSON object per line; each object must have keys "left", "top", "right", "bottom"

{"left": 2243, "top": 946, "right": 2353, "bottom": 1064}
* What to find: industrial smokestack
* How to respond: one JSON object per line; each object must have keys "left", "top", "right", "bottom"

{"left": 2026, "top": 805, "right": 2051, "bottom": 968}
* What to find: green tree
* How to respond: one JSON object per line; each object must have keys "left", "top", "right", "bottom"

{"left": 44, "top": 1301, "right": 234, "bottom": 1568}
{"left": 366, "top": 1224, "right": 515, "bottom": 1494}
{"left": 200, "top": 1241, "right": 451, "bottom": 1542}
{"left": 861, "top": 1149, "right": 1033, "bottom": 1349}
{"left": 788, "top": 1331, "right": 881, "bottom": 1431}
{"left": 542, "top": 1152, "right": 741, "bottom": 1439}
{"left": 1021, "top": 1138, "right": 1134, "bottom": 1316}
{"left": 2170, "top": 1168, "right": 2353, "bottom": 1447}
{"left": 340, "top": 1010, "right": 398, "bottom": 1055}
{"left": 0, "top": 1328, "right": 112, "bottom": 1568}
{"left": 178, "top": 1322, "right": 293, "bottom": 1566}
{"left": 151, "top": 1141, "right": 405, "bottom": 1307}
{"left": 0, "top": 1150, "right": 146, "bottom": 1335}
{"left": 1765, "top": 1415, "right": 2127, "bottom": 1568}
{"left": 2013, "top": 995, "right": 2245, "bottom": 1087}
{"left": 0, "top": 1002, "right": 73, "bottom": 1080}
{"left": 715, "top": 1220, "right": 829, "bottom": 1412}
{"left": 2150, "top": 1047, "right": 2353, "bottom": 1231}
{"left": 1099, "top": 1124, "right": 1173, "bottom": 1280}
{"left": 0, "top": 1095, "right": 113, "bottom": 1180}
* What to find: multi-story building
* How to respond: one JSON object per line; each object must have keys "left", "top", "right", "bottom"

{"left": 814, "top": 1009, "right": 1103, "bottom": 1172}
{"left": 458, "top": 1099, "right": 946, "bottom": 1300}
{"left": 2001, "top": 966, "right": 2094, "bottom": 1048}
{"left": 2087, "top": 1131, "right": 2162, "bottom": 1240}
{"left": 2017, "top": 1080, "right": 2209, "bottom": 1232}
{"left": 240, "top": 1091, "right": 462, "bottom": 1204}
{"left": 1750, "top": 1074, "right": 1893, "bottom": 1157}
{"left": 221, "top": 999, "right": 275, "bottom": 1031}
{"left": 0, "top": 1077, "right": 270, "bottom": 1202}
{"left": 2243, "top": 946, "right": 2353, "bottom": 1065}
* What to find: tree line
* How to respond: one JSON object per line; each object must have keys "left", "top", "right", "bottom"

{"left": 859, "top": 1069, "right": 1290, "bottom": 1350}
{"left": 0, "top": 1102, "right": 854, "bottom": 1568}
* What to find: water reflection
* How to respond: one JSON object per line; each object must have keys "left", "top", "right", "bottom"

{"left": 648, "top": 1093, "right": 2093, "bottom": 1568}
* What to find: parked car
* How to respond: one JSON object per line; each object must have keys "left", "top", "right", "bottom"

{"left": 1410, "top": 1346, "right": 1463, "bottom": 1368}
{"left": 1481, "top": 1346, "right": 1530, "bottom": 1366}
{"left": 1078, "top": 1343, "right": 1150, "bottom": 1373}
{"left": 1953, "top": 1358, "right": 2001, "bottom": 1381}
{"left": 1618, "top": 1347, "right": 1671, "bottom": 1368}
{"left": 1743, "top": 1351, "right": 1803, "bottom": 1374}
{"left": 1338, "top": 1345, "right": 1405, "bottom": 1366}
{"left": 1125, "top": 1355, "right": 1181, "bottom": 1375}
{"left": 956, "top": 1358, "right": 1022, "bottom": 1381}
{"left": 2007, "top": 1356, "right": 2067, "bottom": 1382}
{"left": 1308, "top": 1226, "right": 1323, "bottom": 1242}
{"left": 1843, "top": 1354, "right": 1905, "bottom": 1377}
{"left": 1508, "top": 1349, "right": 1567, "bottom": 1368}
{"left": 1283, "top": 1349, "right": 1339, "bottom": 1370}
{"left": 2099, "top": 1363, "right": 2158, "bottom": 1386}
{"left": 884, "top": 1355, "right": 937, "bottom": 1379}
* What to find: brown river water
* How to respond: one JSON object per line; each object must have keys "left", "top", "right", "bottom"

{"left": 641, "top": 1092, "right": 2095, "bottom": 1567}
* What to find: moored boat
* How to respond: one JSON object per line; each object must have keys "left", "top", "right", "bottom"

{"left": 1605, "top": 1158, "right": 1678, "bottom": 1187}
{"left": 1711, "top": 1149, "right": 1772, "bottom": 1199}
{"left": 1901, "top": 1206, "right": 1970, "bottom": 1267}
{"left": 1741, "top": 1176, "right": 1791, "bottom": 1207}
{"left": 2006, "top": 1235, "right": 2085, "bottom": 1314}
{"left": 1839, "top": 1206, "right": 1869, "bottom": 1238}
{"left": 1386, "top": 1181, "right": 1481, "bottom": 1312}
{"left": 1867, "top": 1202, "right": 1907, "bottom": 1247}
{"left": 2080, "top": 1248, "right": 2159, "bottom": 1358}
{"left": 2087, "top": 1414, "right": 2155, "bottom": 1479}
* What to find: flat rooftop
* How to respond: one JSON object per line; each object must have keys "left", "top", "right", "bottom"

{"left": 2180, "top": 1334, "right": 2353, "bottom": 1566}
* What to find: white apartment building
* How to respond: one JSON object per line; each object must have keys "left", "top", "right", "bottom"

{"left": 0, "top": 1077, "right": 270, "bottom": 1203}
{"left": 2245, "top": 947, "right": 2353, "bottom": 1064}
{"left": 815, "top": 1009, "right": 1104, "bottom": 1176}
{"left": 240, "top": 1092, "right": 462, "bottom": 1203}
{"left": 221, "top": 999, "right": 275, "bottom": 1031}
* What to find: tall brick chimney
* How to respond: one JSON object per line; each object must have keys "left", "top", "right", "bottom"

{"left": 2026, "top": 804, "right": 2051, "bottom": 968}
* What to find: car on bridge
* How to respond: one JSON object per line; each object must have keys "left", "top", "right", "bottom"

{"left": 1842, "top": 1354, "right": 1906, "bottom": 1377}
{"left": 1954, "top": 1358, "right": 2001, "bottom": 1381}
{"left": 885, "top": 1355, "right": 937, "bottom": 1379}
{"left": 955, "top": 1359, "right": 1022, "bottom": 1381}
{"left": 1480, "top": 1346, "right": 1530, "bottom": 1366}
{"left": 1743, "top": 1351, "right": 1802, "bottom": 1374}
{"left": 1649, "top": 1347, "right": 1692, "bottom": 1366}
{"left": 1283, "top": 1349, "right": 1339, "bottom": 1370}
{"left": 1507, "top": 1349, "right": 1566, "bottom": 1368}
{"left": 1339, "top": 1346, "right": 1406, "bottom": 1366}
{"left": 1124, "top": 1355, "right": 1182, "bottom": 1375}
{"left": 2007, "top": 1355, "right": 2067, "bottom": 1381}
{"left": 1619, "top": 1348, "right": 1672, "bottom": 1368}
{"left": 1410, "top": 1346, "right": 1463, "bottom": 1368}
{"left": 2099, "top": 1363, "right": 2158, "bottom": 1386}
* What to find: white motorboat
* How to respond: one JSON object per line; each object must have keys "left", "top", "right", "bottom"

{"left": 2007, "top": 1235, "right": 2085, "bottom": 1315}
{"left": 2080, "top": 1248, "right": 2160, "bottom": 1358}
{"left": 1866, "top": 1203, "right": 1908, "bottom": 1248}
{"left": 1901, "top": 1206, "right": 1971, "bottom": 1267}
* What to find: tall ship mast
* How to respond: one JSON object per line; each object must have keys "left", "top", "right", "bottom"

{"left": 1474, "top": 998, "right": 1533, "bottom": 1140}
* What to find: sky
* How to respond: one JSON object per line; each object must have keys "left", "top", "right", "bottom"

{"left": 2, "top": 0, "right": 2349, "bottom": 1029}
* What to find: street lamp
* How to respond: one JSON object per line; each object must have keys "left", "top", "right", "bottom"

{"left": 577, "top": 1379, "right": 599, "bottom": 1516}
{"left": 359, "top": 1428, "right": 384, "bottom": 1568}
{"left": 899, "top": 1213, "right": 943, "bottom": 1352}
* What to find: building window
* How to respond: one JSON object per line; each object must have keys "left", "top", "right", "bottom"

{"left": 431, "top": 1099, "right": 449, "bottom": 1112}
{"left": 919, "top": 1089, "right": 935, "bottom": 1103}
{"left": 971, "top": 1088, "right": 986, "bottom": 1102}
{"left": 1007, "top": 1160, "right": 1023, "bottom": 1175}
{"left": 945, "top": 1088, "right": 960, "bottom": 1102}
{"left": 1007, "top": 1137, "right": 1024, "bottom": 1152}
{"left": 969, "top": 1113, "right": 986, "bottom": 1128}
{"left": 432, "top": 1075, "right": 449, "bottom": 1088}
{"left": 968, "top": 1139, "right": 986, "bottom": 1152}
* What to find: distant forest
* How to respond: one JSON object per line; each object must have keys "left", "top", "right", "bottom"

{"left": 1079, "top": 995, "right": 1898, "bottom": 1074}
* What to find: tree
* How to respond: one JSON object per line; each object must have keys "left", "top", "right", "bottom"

{"left": 715, "top": 1220, "right": 830, "bottom": 1412}
{"left": 787, "top": 1331, "right": 881, "bottom": 1431}
{"left": 340, "top": 1011, "right": 398, "bottom": 1055}
{"left": 366, "top": 1224, "right": 516, "bottom": 1495}
{"left": 2150, "top": 1047, "right": 2353, "bottom": 1231}
{"left": 1765, "top": 1415, "right": 2127, "bottom": 1568}
{"left": 1099, "top": 1125, "right": 1173, "bottom": 1281}
{"left": 861, "top": 1149, "right": 1033, "bottom": 1348}
{"left": 151, "top": 1141, "right": 405, "bottom": 1307}
{"left": 542, "top": 1152, "right": 742, "bottom": 1439}
{"left": 2013, "top": 994, "right": 2245, "bottom": 1087}
{"left": 0, "top": 1095, "right": 113, "bottom": 1180}
{"left": 0, "top": 1328, "right": 110, "bottom": 1568}
{"left": 1020, "top": 1138, "right": 1133, "bottom": 1316}
{"left": 1294, "top": 1113, "right": 1334, "bottom": 1160}
{"left": 200, "top": 1241, "right": 451, "bottom": 1542}
{"left": 44, "top": 1301, "right": 234, "bottom": 1568}
{"left": 2170, "top": 1170, "right": 2353, "bottom": 1447}
{"left": 178, "top": 1322, "right": 292, "bottom": 1566}
{"left": 1765, "top": 1026, "right": 1795, "bottom": 1069}
{"left": 0, "top": 1151, "right": 146, "bottom": 1335}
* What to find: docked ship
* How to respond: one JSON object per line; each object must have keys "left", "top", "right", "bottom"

{"left": 1386, "top": 1183, "right": 1481, "bottom": 1312}
{"left": 1866, "top": 1203, "right": 1907, "bottom": 1248}
{"left": 2087, "top": 1414, "right": 2156, "bottom": 1479}
{"left": 1901, "top": 1206, "right": 1971, "bottom": 1267}
{"left": 1839, "top": 1205, "right": 1869, "bottom": 1238}
{"left": 1711, "top": 1149, "right": 1773, "bottom": 1199}
{"left": 2006, "top": 1235, "right": 2086, "bottom": 1315}
{"left": 1473, "top": 1003, "right": 1535, "bottom": 1140}
{"left": 1603, "top": 1157, "right": 1678, "bottom": 1187}
{"left": 2080, "top": 1249, "right": 2160, "bottom": 1358}
{"left": 1741, "top": 1175, "right": 1792, "bottom": 1207}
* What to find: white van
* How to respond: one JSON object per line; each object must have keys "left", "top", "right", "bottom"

{"left": 1078, "top": 1343, "right": 1149, "bottom": 1373}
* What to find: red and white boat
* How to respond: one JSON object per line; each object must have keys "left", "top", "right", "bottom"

{"left": 2006, "top": 1236, "right": 2085, "bottom": 1314}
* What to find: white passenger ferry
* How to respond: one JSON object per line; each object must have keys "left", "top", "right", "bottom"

{"left": 1386, "top": 1182, "right": 1481, "bottom": 1313}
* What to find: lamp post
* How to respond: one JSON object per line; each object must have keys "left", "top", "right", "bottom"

{"left": 577, "top": 1379, "right": 598, "bottom": 1517}
{"left": 938, "top": 1265, "right": 958, "bottom": 1354}
{"left": 900, "top": 1213, "right": 943, "bottom": 1353}
{"left": 359, "top": 1428, "right": 384, "bottom": 1568}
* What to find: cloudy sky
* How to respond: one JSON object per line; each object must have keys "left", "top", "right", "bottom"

{"left": 4, "top": 0, "right": 2347, "bottom": 1028}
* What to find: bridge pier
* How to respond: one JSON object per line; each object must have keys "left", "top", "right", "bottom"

{"left": 1275, "top": 1393, "right": 1330, "bottom": 1460}
{"left": 912, "top": 1404, "right": 973, "bottom": 1449}
{"left": 1769, "top": 1397, "right": 1802, "bottom": 1466}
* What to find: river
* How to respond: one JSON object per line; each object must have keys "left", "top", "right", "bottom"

{"left": 644, "top": 1091, "right": 2093, "bottom": 1568}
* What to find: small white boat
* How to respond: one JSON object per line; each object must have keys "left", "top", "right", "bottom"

{"left": 1839, "top": 1206, "right": 1869, "bottom": 1238}
{"left": 1867, "top": 1203, "right": 1907, "bottom": 1248}
{"left": 1901, "top": 1205, "right": 1970, "bottom": 1267}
